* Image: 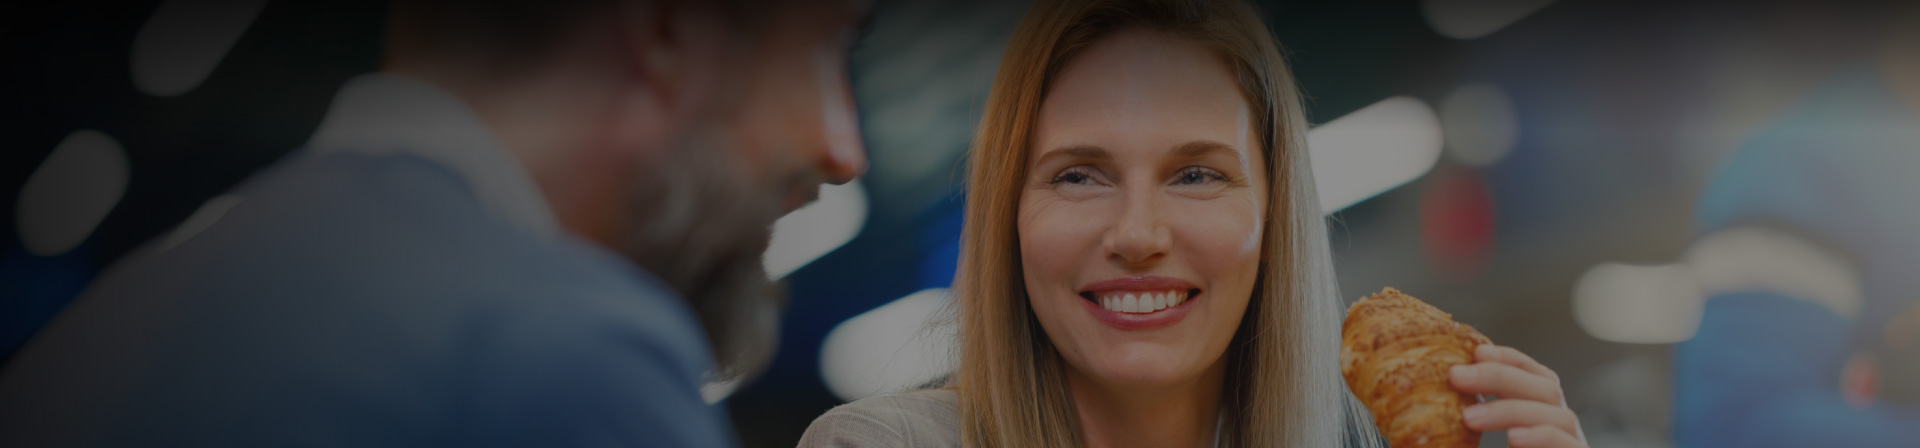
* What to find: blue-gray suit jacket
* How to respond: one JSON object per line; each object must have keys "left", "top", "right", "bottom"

{"left": 0, "top": 150, "right": 735, "bottom": 447}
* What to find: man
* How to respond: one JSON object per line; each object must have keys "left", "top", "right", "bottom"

{"left": 0, "top": 0, "right": 867, "bottom": 446}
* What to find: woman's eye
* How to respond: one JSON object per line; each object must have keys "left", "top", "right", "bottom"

{"left": 1050, "top": 169, "right": 1095, "bottom": 185}
{"left": 1173, "top": 167, "right": 1227, "bottom": 185}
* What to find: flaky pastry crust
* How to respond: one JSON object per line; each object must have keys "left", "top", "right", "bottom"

{"left": 1341, "top": 287, "right": 1491, "bottom": 448}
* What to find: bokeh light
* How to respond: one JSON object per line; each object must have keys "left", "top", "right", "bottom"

{"left": 15, "top": 130, "right": 131, "bottom": 257}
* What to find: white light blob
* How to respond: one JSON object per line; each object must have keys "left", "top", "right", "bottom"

{"left": 1571, "top": 226, "right": 1863, "bottom": 344}
{"left": 1441, "top": 83, "right": 1521, "bottom": 166}
{"left": 157, "top": 194, "right": 244, "bottom": 252}
{"left": 763, "top": 180, "right": 868, "bottom": 280}
{"left": 700, "top": 377, "right": 744, "bottom": 405}
{"left": 1421, "top": 0, "right": 1558, "bottom": 40}
{"left": 1682, "top": 226, "right": 1861, "bottom": 320}
{"left": 1307, "top": 96, "right": 1445, "bottom": 213}
{"left": 1572, "top": 263, "right": 1705, "bottom": 344}
{"left": 16, "top": 130, "right": 133, "bottom": 257}
{"left": 819, "top": 288, "right": 956, "bottom": 402}
{"left": 131, "top": 0, "right": 268, "bottom": 97}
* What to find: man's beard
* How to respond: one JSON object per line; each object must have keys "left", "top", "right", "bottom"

{"left": 623, "top": 125, "right": 815, "bottom": 384}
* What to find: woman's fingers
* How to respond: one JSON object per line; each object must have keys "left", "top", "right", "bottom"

{"left": 1462, "top": 398, "right": 1579, "bottom": 436}
{"left": 1477, "top": 344, "right": 1560, "bottom": 384}
{"left": 1507, "top": 425, "right": 1586, "bottom": 448}
{"left": 1458, "top": 344, "right": 1588, "bottom": 447}
{"left": 1451, "top": 361, "right": 1563, "bottom": 405}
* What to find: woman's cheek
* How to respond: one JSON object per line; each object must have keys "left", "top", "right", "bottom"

{"left": 1173, "top": 198, "right": 1263, "bottom": 266}
{"left": 1018, "top": 197, "right": 1100, "bottom": 293}
{"left": 1021, "top": 195, "right": 1115, "bottom": 257}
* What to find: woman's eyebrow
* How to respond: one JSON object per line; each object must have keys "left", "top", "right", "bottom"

{"left": 1033, "top": 145, "right": 1111, "bottom": 166}
{"left": 1172, "top": 140, "right": 1238, "bottom": 159}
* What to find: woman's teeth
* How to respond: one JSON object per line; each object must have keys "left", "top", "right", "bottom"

{"left": 1097, "top": 290, "right": 1189, "bottom": 313}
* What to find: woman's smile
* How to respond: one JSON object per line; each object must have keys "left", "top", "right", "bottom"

{"left": 1088, "top": 290, "right": 1190, "bottom": 313}
{"left": 1077, "top": 276, "right": 1203, "bottom": 330}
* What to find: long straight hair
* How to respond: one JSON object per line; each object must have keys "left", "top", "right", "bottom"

{"left": 950, "top": 0, "right": 1362, "bottom": 446}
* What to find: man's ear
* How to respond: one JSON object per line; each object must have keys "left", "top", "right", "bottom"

{"left": 609, "top": 1, "right": 736, "bottom": 148}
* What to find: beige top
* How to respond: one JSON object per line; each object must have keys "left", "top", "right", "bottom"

{"left": 798, "top": 388, "right": 1385, "bottom": 448}
{"left": 798, "top": 389, "right": 961, "bottom": 448}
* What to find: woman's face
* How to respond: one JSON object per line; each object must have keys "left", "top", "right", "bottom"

{"left": 1019, "top": 30, "right": 1267, "bottom": 388}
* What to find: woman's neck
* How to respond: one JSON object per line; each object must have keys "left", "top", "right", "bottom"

{"left": 1066, "top": 358, "right": 1229, "bottom": 448}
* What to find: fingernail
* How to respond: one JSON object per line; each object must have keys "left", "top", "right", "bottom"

{"left": 1477, "top": 344, "right": 1498, "bottom": 358}
{"left": 1509, "top": 427, "right": 1530, "bottom": 441}
{"left": 1462, "top": 405, "right": 1485, "bottom": 424}
{"left": 1451, "top": 365, "right": 1474, "bottom": 384}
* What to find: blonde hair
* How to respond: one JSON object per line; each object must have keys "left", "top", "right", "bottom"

{"left": 950, "top": 0, "right": 1365, "bottom": 446}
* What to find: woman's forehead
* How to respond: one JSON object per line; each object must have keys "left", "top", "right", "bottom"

{"left": 1032, "top": 30, "right": 1255, "bottom": 164}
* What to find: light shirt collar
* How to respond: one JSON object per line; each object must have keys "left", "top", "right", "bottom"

{"left": 306, "top": 73, "right": 560, "bottom": 237}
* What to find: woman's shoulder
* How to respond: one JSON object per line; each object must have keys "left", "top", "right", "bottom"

{"left": 798, "top": 388, "right": 960, "bottom": 448}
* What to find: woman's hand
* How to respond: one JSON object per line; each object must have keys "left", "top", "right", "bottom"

{"left": 1449, "top": 344, "right": 1588, "bottom": 448}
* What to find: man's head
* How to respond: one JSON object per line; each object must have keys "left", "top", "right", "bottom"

{"left": 386, "top": 0, "right": 870, "bottom": 380}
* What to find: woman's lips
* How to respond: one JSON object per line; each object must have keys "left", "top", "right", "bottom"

{"left": 1077, "top": 276, "right": 1202, "bottom": 330}
{"left": 1082, "top": 276, "right": 1199, "bottom": 293}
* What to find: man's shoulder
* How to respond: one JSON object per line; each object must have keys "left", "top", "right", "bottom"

{"left": 246, "top": 148, "right": 716, "bottom": 364}
{"left": 0, "top": 150, "right": 728, "bottom": 446}
{"left": 235, "top": 149, "right": 716, "bottom": 370}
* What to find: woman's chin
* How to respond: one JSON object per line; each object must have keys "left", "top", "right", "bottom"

{"left": 1078, "top": 347, "right": 1209, "bottom": 386}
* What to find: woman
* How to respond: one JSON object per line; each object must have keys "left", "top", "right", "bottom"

{"left": 801, "top": 0, "right": 1586, "bottom": 446}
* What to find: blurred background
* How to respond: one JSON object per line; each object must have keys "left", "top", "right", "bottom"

{"left": 6, "top": 0, "right": 1918, "bottom": 447}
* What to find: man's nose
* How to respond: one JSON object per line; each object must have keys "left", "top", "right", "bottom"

{"left": 818, "top": 100, "right": 865, "bottom": 185}
{"left": 815, "top": 51, "right": 866, "bottom": 185}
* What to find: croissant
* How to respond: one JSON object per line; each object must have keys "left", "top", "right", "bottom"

{"left": 1341, "top": 287, "right": 1490, "bottom": 448}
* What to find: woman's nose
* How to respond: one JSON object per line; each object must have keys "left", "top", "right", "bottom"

{"left": 1104, "top": 192, "right": 1171, "bottom": 265}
